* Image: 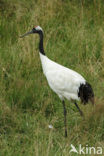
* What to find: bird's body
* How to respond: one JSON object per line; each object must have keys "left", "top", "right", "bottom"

{"left": 39, "top": 52, "right": 85, "bottom": 101}
{"left": 20, "top": 25, "right": 94, "bottom": 137}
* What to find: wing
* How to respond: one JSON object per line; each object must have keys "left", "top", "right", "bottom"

{"left": 45, "top": 67, "right": 85, "bottom": 95}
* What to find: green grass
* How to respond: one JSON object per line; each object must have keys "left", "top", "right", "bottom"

{"left": 0, "top": 0, "right": 104, "bottom": 155}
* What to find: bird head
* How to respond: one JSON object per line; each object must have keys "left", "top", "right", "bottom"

{"left": 20, "top": 26, "right": 43, "bottom": 38}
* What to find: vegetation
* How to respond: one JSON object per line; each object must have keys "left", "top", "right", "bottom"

{"left": 0, "top": 0, "right": 104, "bottom": 155}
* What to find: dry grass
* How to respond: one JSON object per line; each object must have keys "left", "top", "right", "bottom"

{"left": 0, "top": 0, "right": 104, "bottom": 155}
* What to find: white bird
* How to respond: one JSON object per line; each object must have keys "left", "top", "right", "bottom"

{"left": 20, "top": 26, "right": 94, "bottom": 137}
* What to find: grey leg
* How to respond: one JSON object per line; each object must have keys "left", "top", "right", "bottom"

{"left": 62, "top": 100, "right": 67, "bottom": 137}
{"left": 74, "top": 102, "right": 84, "bottom": 117}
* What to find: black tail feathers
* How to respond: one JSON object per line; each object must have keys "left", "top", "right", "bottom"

{"left": 78, "top": 82, "right": 94, "bottom": 104}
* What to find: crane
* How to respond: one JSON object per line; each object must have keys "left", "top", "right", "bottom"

{"left": 20, "top": 26, "right": 94, "bottom": 137}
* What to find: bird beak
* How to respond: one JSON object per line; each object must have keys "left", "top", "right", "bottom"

{"left": 90, "top": 97, "right": 95, "bottom": 105}
{"left": 20, "top": 30, "right": 33, "bottom": 38}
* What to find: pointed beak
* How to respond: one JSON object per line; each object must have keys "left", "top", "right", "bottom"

{"left": 90, "top": 97, "right": 95, "bottom": 105}
{"left": 20, "top": 30, "right": 33, "bottom": 38}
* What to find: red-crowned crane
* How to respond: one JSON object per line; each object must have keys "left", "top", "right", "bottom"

{"left": 20, "top": 26, "right": 94, "bottom": 137}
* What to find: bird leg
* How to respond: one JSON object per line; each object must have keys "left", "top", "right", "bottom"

{"left": 74, "top": 102, "right": 84, "bottom": 117}
{"left": 62, "top": 100, "right": 67, "bottom": 137}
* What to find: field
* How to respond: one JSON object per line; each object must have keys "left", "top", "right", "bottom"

{"left": 0, "top": 0, "right": 104, "bottom": 155}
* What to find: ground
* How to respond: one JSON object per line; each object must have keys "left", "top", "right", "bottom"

{"left": 0, "top": 0, "right": 104, "bottom": 155}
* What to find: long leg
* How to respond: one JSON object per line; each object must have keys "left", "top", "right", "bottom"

{"left": 62, "top": 100, "right": 67, "bottom": 137}
{"left": 74, "top": 102, "right": 84, "bottom": 117}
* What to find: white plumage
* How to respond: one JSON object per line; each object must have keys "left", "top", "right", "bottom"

{"left": 20, "top": 25, "right": 94, "bottom": 137}
{"left": 39, "top": 52, "right": 85, "bottom": 101}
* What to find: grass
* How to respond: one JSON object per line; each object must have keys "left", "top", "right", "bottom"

{"left": 0, "top": 0, "right": 104, "bottom": 155}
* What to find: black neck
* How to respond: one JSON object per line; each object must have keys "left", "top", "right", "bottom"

{"left": 39, "top": 31, "right": 45, "bottom": 55}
